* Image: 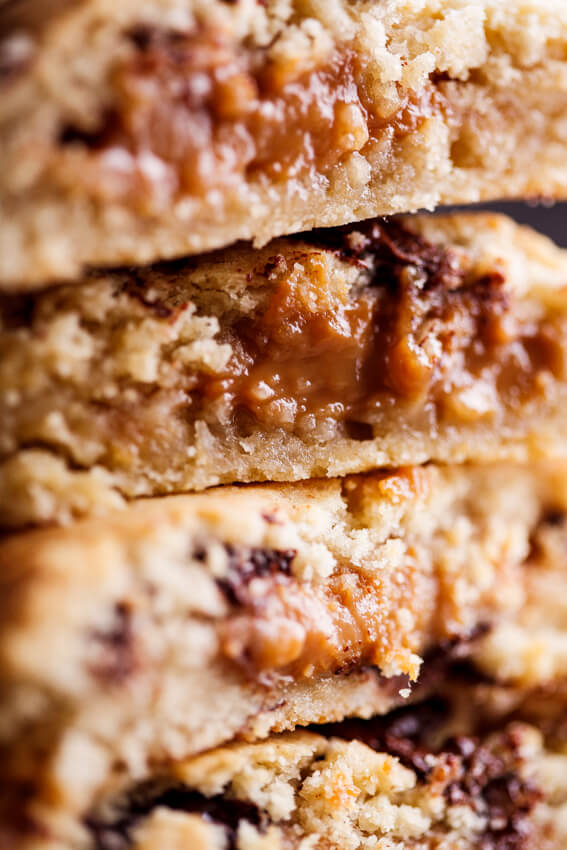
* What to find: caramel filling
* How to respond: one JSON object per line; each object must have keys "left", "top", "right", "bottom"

{"left": 57, "top": 26, "right": 436, "bottom": 204}
{"left": 214, "top": 483, "right": 565, "bottom": 683}
{"left": 195, "top": 221, "right": 567, "bottom": 437}
{"left": 219, "top": 556, "right": 429, "bottom": 681}
{"left": 2, "top": 222, "right": 564, "bottom": 479}
{"left": 215, "top": 471, "right": 478, "bottom": 682}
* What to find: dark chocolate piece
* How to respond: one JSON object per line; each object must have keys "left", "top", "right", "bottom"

{"left": 216, "top": 545, "right": 296, "bottom": 606}
{"left": 86, "top": 781, "right": 267, "bottom": 850}
{"left": 88, "top": 602, "right": 137, "bottom": 685}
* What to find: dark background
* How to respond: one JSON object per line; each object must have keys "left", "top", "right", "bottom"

{"left": 440, "top": 200, "right": 567, "bottom": 246}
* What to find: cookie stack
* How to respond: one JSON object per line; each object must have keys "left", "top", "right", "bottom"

{"left": 2, "top": 2, "right": 567, "bottom": 848}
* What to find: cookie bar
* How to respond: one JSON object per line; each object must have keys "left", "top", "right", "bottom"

{"left": 95, "top": 691, "right": 567, "bottom": 850}
{"left": 3, "top": 213, "right": 567, "bottom": 527}
{"left": 2, "top": 0, "right": 567, "bottom": 286}
{"left": 6, "top": 681, "right": 567, "bottom": 848}
{"left": 1, "top": 463, "right": 567, "bottom": 846}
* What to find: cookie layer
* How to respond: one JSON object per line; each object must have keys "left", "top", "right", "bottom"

{"left": 2, "top": 0, "right": 567, "bottom": 285}
{"left": 2, "top": 213, "right": 567, "bottom": 528}
{"left": 1, "top": 463, "right": 567, "bottom": 845}
{"left": 7, "top": 682, "right": 567, "bottom": 849}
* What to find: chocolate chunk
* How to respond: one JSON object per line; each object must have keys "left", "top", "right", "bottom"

{"left": 345, "top": 420, "right": 374, "bottom": 441}
{"left": 119, "top": 272, "right": 175, "bottom": 318}
{"left": 528, "top": 508, "right": 567, "bottom": 562}
{"left": 127, "top": 25, "right": 159, "bottom": 52}
{"left": 0, "top": 292, "right": 37, "bottom": 330}
{"left": 217, "top": 545, "right": 296, "bottom": 606}
{"left": 416, "top": 624, "right": 493, "bottom": 690}
{"left": 314, "top": 696, "right": 450, "bottom": 778}
{"left": 58, "top": 110, "right": 118, "bottom": 149}
{"left": 315, "top": 693, "right": 541, "bottom": 849}
{"left": 542, "top": 510, "right": 566, "bottom": 527}
{"left": 445, "top": 739, "right": 542, "bottom": 850}
{"left": 303, "top": 218, "right": 464, "bottom": 291}
{"left": 85, "top": 781, "right": 267, "bottom": 850}
{"left": 304, "top": 218, "right": 507, "bottom": 323}
{"left": 88, "top": 602, "right": 137, "bottom": 685}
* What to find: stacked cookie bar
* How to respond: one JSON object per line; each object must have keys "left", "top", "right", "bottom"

{"left": 2, "top": 2, "right": 567, "bottom": 848}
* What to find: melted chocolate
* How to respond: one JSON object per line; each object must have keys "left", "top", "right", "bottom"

{"left": 216, "top": 545, "right": 296, "bottom": 606}
{"left": 85, "top": 782, "right": 267, "bottom": 850}
{"left": 303, "top": 218, "right": 465, "bottom": 294}
{"left": 446, "top": 737, "right": 542, "bottom": 850}
{"left": 315, "top": 693, "right": 541, "bottom": 850}
{"left": 88, "top": 602, "right": 137, "bottom": 685}
{"left": 314, "top": 696, "right": 450, "bottom": 778}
